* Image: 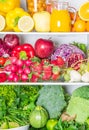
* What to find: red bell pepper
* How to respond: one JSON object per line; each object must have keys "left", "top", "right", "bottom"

{"left": 11, "top": 44, "right": 35, "bottom": 59}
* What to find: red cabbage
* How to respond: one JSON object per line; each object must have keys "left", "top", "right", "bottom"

{"left": 51, "top": 44, "right": 86, "bottom": 61}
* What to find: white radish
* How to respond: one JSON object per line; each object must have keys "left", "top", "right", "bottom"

{"left": 82, "top": 72, "right": 89, "bottom": 82}
{"left": 69, "top": 70, "right": 82, "bottom": 82}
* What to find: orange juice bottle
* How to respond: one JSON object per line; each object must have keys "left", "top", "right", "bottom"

{"left": 50, "top": 1, "right": 76, "bottom": 32}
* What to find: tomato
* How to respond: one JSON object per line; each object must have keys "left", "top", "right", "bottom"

{"left": 46, "top": 119, "right": 58, "bottom": 130}
{"left": 0, "top": 57, "right": 6, "bottom": 66}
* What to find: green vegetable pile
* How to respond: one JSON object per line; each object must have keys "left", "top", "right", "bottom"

{"left": 0, "top": 85, "right": 41, "bottom": 128}
{"left": 0, "top": 85, "right": 89, "bottom": 130}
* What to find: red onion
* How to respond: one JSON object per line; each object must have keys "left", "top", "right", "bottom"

{"left": 3, "top": 34, "right": 20, "bottom": 49}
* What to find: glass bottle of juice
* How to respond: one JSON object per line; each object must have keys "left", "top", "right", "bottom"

{"left": 50, "top": 1, "right": 76, "bottom": 32}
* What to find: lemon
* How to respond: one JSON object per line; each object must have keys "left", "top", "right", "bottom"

{"left": 18, "top": 16, "right": 34, "bottom": 32}
{"left": 0, "top": 15, "right": 6, "bottom": 31}
{"left": 78, "top": 2, "right": 89, "bottom": 21}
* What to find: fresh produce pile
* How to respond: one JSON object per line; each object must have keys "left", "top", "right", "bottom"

{"left": 0, "top": 0, "right": 89, "bottom": 32}
{"left": 0, "top": 34, "right": 89, "bottom": 83}
{"left": 0, "top": 85, "right": 89, "bottom": 130}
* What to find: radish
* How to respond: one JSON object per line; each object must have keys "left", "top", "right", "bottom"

{"left": 16, "top": 59, "right": 24, "bottom": 67}
{"left": 10, "top": 57, "right": 18, "bottom": 64}
{"left": 21, "top": 73, "right": 28, "bottom": 82}
{"left": 18, "top": 67, "right": 23, "bottom": 74}
{"left": 24, "top": 59, "right": 32, "bottom": 66}
{"left": 10, "top": 64, "right": 18, "bottom": 73}
{"left": 24, "top": 67, "right": 31, "bottom": 74}
{"left": 13, "top": 74, "right": 19, "bottom": 82}
{"left": 8, "top": 73, "right": 15, "bottom": 82}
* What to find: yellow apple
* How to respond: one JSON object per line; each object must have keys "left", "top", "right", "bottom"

{"left": 33, "top": 11, "right": 50, "bottom": 32}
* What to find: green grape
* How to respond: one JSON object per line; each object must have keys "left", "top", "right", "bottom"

{"left": 87, "top": 62, "right": 89, "bottom": 72}
{"left": 67, "top": 68, "right": 73, "bottom": 74}
{"left": 64, "top": 73, "right": 70, "bottom": 81}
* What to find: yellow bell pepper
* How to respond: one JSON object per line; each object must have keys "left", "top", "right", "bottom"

{"left": 0, "top": 0, "right": 20, "bottom": 13}
{"left": 6, "top": 8, "right": 30, "bottom": 32}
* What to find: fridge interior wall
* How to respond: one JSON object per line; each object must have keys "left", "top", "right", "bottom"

{"left": 1, "top": 0, "right": 89, "bottom": 95}
{"left": 21, "top": 0, "right": 87, "bottom": 11}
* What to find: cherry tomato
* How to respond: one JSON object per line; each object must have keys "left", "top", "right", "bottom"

{"left": 0, "top": 57, "right": 6, "bottom": 66}
{"left": 56, "top": 56, "right": 65, "bottom": 67}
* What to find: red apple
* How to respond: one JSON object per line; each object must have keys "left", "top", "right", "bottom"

{"left": 35, "top": 38, "right": 54, "bottom": 58}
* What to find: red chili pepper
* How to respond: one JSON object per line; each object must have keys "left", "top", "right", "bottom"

{"left": 11, "top": 44, "right": 35, "bottom": 59}
{"left": 0, "top": 73, "right": 7, "bottom": 82}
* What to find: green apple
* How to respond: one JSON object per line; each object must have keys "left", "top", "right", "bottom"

{"left": 33, "top": 11, "right": 50, "bottom": 32}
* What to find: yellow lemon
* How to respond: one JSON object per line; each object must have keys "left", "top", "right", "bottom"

{"left": 18, "top": 16, "right": 34, "bottom": 32}
{"left": 0, "top": 15, "right": 6, "bottom": 31}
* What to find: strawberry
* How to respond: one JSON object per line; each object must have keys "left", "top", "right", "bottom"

{"left": 29, "top": 73, "right": 39, "bottom": 82}
{"left": 31, "top": 62, "right": 43, "bottom": 74}
{"left": 41, "top": 59, "right": 50, "bottom": 65}
{"left": 52, "top": 65, "right": 60, "bottom": 75}
{"left": 51, "top": 73, "right": 60, "bottom": 80}
{"left": 42, "top": 65, "right": 52, "bottom": 80}
{"left": 51, "top": 65, "right": 60, "bottom": 80}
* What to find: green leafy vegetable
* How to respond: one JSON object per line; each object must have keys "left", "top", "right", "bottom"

{"left": 72, "top": 42, "right": 87, "bottom": 53}
{"left": 67, "top": 86, "right": 89, "bottom": 123}
{"left": 0, "top": 85, "right": 41, "bottom": 127}
{"left": 36, "top": 85, "right": 66, "bottom": 119}
{"left": 54, "top": 119, "right": 89, "bottom": 130}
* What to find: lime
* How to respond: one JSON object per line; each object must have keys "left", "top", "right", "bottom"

{"left": 46, "top": 119, "right": 58, "bottom": 130}
{"left": 18, "top": 16, "right": 34, "bottom": 32}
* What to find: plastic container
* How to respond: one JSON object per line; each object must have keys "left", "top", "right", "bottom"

{"left": 26, "top": 0, "right": 46, "bottom": 16}
{"left": 2, "top": 125, "right": 29, "bottom": 130}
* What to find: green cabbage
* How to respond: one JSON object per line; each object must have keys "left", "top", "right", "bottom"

{"left": 67, "top": 86, "right": 89, "bottom": 123}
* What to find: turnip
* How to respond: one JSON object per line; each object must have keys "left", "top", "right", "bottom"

{"left": 69, "top": 70, "right": 82, "bottom": 82}
{"left": 81, "top": 72, "right": 89, "bottom": 82}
